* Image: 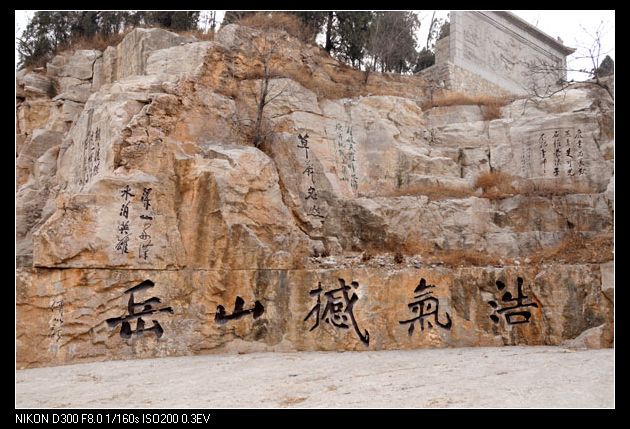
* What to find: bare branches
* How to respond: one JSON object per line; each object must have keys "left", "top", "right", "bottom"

{"left": 523, "top": 21, "right": 613, "bottom": 101}
{"left": 234, "top": 32, "right": 292, "bottom": 149}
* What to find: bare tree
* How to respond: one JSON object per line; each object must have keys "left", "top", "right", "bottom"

{"left": 425, "top": 11, "right": 437, "bottom": 50}
{"left": 235, "top": 33, "right": 290, "bottom": 149}
{"left": 363, "top": 11, "right": 420, "bottom": 83}
{"left": 524, "top": 20, "right": 613, "bottom": 100}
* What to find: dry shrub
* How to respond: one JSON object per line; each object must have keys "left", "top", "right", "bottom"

{"left": 62, "top": 30, "right": 130, "bottom": 53}
{"left": 382, "top": 182, "right": 475, "bottom": 200}
{"left": 529, "top": 232, "right": 613, "bottom": 265}
{"left": 434, "top": 249, "right": 502, "bottom": 267}
{"left": 275, "top": 53, "right": 426, "bottom": 101}
{"left": 481, "top": 100, "right": 503, "bottom": 121}
{"left": 229, "top": 110, "right": 276, "bottom": 148}
{"left": 474, "top": 171, "right": 517, "bottom": 199}
{"left": 238, "top": 13, "right": 306, "bottom": 42}
{"left": 363, "top": 236, "right": 433, "bottom": 258}
{"left": 475, "top": 171, "right": 596, "bottom": 200}
{"left": 66, "top": 27, "right": 214, "bottom": 54}
{"left": 422, "top": 91, "right": 510, "bottom": 120}
{"left": 220, "top": 18, "right": 428, "bottom": 102}
{"left": 282, "top": 65, "right": 362, "bottom": 100}
{"left": 376, "top": 236, "right": 503, "bottom": 267}
{"left": 519, "top": 180, "right": 594, "bottom": 197}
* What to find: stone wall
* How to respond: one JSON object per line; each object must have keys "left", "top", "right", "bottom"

{"left": 423, "top": 11, "right": 574, "bottom": 96}
{"left": 421, "top": 61, "right": 512, "bottom": 97}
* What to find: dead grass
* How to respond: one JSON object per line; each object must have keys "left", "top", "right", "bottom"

{"left": 283, "top": 65, "right": 364, "bottom": 100}
{"left": 381, "top": 182, "right": 475, "bottom": 201}
{"left": 238, "top": 13, "right": 307, "bottom": 42}
{"left": 358, "top": 229, "right": 612, "bottom": 268}
{"left": 474, "top": 171, "right": 516, "bottom": 199}
{"left": 392, "top": 238, "right": 504, "bottom": 267}
{"left": 363, "top": 238, "right": 504, "bottom": 267}
{"left": 61, "top": 28, "right": 134, "bottom": 53}
{"left": 364, "top": 233, "right": 612, "bottom": 267}
{"left": 47, "top": 26, "right": 213, "bottom": 68}
{"left": 422, "top": 91, "right": 511, "bottom": 120}
{"left": 433, "top": 249, "right": 503, "bottom": 267}
{"left": 196, "top": 21, "right": 428, "bottom": 102}
{"left": 520, "top": 180, "right": 594, "bottom": 197}
{"left": 474, "top": 171, "right": 595, "bottom": 200}
{"left": 528, "top": 232, "right": 613, "bottom": 265}
{"left": 481, "top": 101, "right": 503, "bottom": 121}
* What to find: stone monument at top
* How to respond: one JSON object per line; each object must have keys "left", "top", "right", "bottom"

{"left": 422, "top": 11, "right": 576, "bottom": 95}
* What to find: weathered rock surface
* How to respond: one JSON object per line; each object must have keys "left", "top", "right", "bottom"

{"left": 16, "top": 264, "right": 612, "bottom": 368}
{"left": 16, "top": 24, "right": 614, "bottom": 368}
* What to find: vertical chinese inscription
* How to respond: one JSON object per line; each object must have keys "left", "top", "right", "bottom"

{"left": 297, "top": 132, "right": 325, "bottom": 220}
{"left": 564, "top": 130, "right": 574, "bottom": 176}
{"left": 535, "top": 128, "right": 587, "bottom": 177}
{"left": 114, "top": 185, "right": 157, "bottom": 260}
{"left": 333, "top": 123, "right": 358, "bottom": 191}
{"left": 399, "top": 278, "right": 452, "bottom": 336}
{"left": 106, "top": 280, "right": 174, "bottom": 339}
{"left": 552, "top": 130, "right": 561, "bottom": 176}
{"left": 304, "top": 279, "right": 370, "bottom": 346}
{"left": 574, "top": 129, "right": 586, "bottom": 175}
{"left": 538, "top": 132, "right": 548, "bottom": 175}
{"left": 80, "top": 124, "right": 101, "bottom": 187}
{"left": 487, "top": 277, "right": 539, "bottom": 325}
{"left": 115, "top": 185, "right": 134, "bottom": 254}
{"left": 138, "top": 188, "right": 154, "bottom": 260}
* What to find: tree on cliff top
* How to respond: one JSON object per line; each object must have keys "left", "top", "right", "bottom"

{"left": 594, "top": 55, "right": 614, "bottom": 78}
{"left": 17, "top": 11, "right": 200, "bottom": 69}
{"left": 366, "top": 11, "right": 420, "bottom": 74}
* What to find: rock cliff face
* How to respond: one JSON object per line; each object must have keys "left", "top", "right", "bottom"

{"left": 16, "top": 25, "right": 614, "bottom": 368}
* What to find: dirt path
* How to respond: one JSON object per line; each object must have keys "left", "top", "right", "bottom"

{"left": 15, "top": 346, "right": 614, "bottom": 408}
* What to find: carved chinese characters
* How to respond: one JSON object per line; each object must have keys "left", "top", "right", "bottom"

{"left": 304, "top": 279, "right": 369, "bottom": 346}
{"left": 488, "top": 277, "right": 539, "bottom": 325}
{"left": 297, "top": 132, "right": 325, "bottom": 219}
{"left": 399, "top": 278, "right": 452, "bottom": 336}
{"left": 333, "top": 123, "right": 358, "bottom": 191}
{"left": 106, "top": 280, "right": 174, "bottom": 339}
{"left": 114, "top": 185, "right": 157, "bottom": 260}
{"left": 530, "top": 128, "right": 587, "bottom": 177}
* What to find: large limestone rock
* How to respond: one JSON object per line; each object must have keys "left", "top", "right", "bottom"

{"left": 146, "top": 41, "right": 213, "bottom": 76}
{"left": 48, "top": 50, "right": 102, "bottom": 103}
{"left": 17, "top": 72, "right": 55, "bottom": 98}
{"left": 92, "top": 28, "right": 196, "bottom": 89}
{"left": 48, "top": 50, "right": 102, "bottom": 80}
{"left": 17, "top": 264, "right": 611, "bottom": 368}
{"left": 16, "top": 23, "right": 614, "bottom": 368}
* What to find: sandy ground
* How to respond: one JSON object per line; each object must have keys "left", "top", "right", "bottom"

{"left": 15, "top": 346, "right": 614, "bottom": 408}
